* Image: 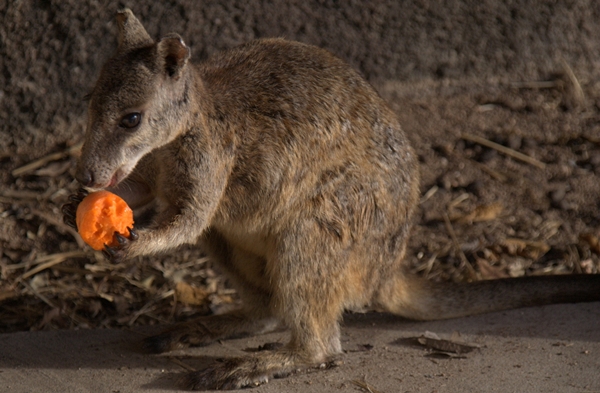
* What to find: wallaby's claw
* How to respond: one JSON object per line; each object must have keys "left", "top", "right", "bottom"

{"left": 102, "top": 244, "right": 125, "bottom": 263}
{"left": 101, "top": 229, "right": 138, "bottom": 262}
{"left": 67, "top": 188, "right": 89, "bottom": 204}
{"left": 114, "top": 232, "right": 128, "bottom": 245}
{"left": 62, "top": 188, "right": 89, "bottom": 229}
{"left": 62, "top": 212, "right": 77, "bottom": 229}
{"left": 62, "top": 203, "right": 76, "bottom": 220}
{"left": 102, "top": 245, "right": 117, "bottom": 259}
{"left": 128, "top": 227, "right": 139, "bottom": 241}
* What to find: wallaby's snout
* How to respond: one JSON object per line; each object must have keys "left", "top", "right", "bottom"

{"left": 75, "top": 166, "right": 93, "bottom": 187}
{"left": 74, "top": 152, "right": 129, "bottom": 189}
{"left": 74, "top": 139, "right": 124, "bottom": 189}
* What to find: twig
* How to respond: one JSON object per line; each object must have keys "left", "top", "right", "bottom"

{"left": 420, "top": 185, "right": 438, "bottom": 204}
{"left": 20, "top": 281, "right": 57, "bottom": 308}
{"left": 569, "top": 244, "right": 583, "bottom": 275}
{"left": 583, "top": 135, "right": 600, "bottom": 146}
{"left": 422, "top": 253, "right": 438, "bottom": 279}
{"left": 12, "top": 142, "right": 82, "bottom": 177}
{"left": 6, "top": 250, "right": 88, "bottom": 272}
{"left": 510, "top": 80, "right": 561, "bottom": 89}
{"left": 448, "top": 193, "right": 469, "bottom": 210}
{"left": 30, "top": 208, "right": 87, "bottom": 248}
{"left": 174, "top": 256, "right": 211, "bottom": 269}
{"left": 351, "top": 378, "right": 383, "bottom": 393}
{"left": 443, "top": 213, "right": 477, "bottom": 280}
{"left": 0, "top": 190, "right": 41, "bottom": 200}
{"left": 18, "top": 251, "right": 89, "bottom": 280}
{"left": 560, "top": 57, "right": 585, "bottom": 107}
{"left": 461, "top": 133, "right": 546, "bottom": 169}
{"left": 19, "top": 281, "right": 89, "bottom": 327}
{"left": 473, "top": 161, "right": 508, "bottom": 182}
{"left": 127, "top": 301, "right": 157, "bottom": 326}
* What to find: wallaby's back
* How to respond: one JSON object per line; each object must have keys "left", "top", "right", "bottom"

{"left": 195, "top": 39, "right": 420, "bottom": 269}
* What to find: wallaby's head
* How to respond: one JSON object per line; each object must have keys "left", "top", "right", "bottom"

{"left": 76, "top": 9, "right": 192, "bottom": 188}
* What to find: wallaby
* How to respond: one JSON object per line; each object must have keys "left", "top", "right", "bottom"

{"left": 62, "top": 9, "right": 600, "bottom": 390}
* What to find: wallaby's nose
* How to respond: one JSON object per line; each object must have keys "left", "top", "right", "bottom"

{"left": 75, "top": 168, "right": 94, "bottom": 187}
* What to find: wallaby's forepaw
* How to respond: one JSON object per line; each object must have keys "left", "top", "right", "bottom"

{"left": 181, "top": 357, "right": 273, "bottom": 390}
{"left": 102, "top": 227, "right": 138, "bottom": 262}
{"left": 61, "top": 188, "right": 89, "bottom": 229}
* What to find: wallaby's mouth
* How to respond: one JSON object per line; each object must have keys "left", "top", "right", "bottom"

{"left": 108, "top": 167, "right": 128, "bottom": 188}
{"left": 107, "top": 173, "right": 119, "bottom": 188}
{"left": 87, "top": 167, "right": 127, "bottom": 189}
{"left": 86, "top": 172, "right": 121, "bottom": 190}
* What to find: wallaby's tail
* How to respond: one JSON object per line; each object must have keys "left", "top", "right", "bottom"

{"left": 379, "top": 273, "right": 600, "bottom": 321}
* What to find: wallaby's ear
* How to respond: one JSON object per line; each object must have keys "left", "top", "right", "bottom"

{"left": 116, "top": 8, "right": 153, "bottom": 51}
{"left": 157, "top": 34, "right": 191, "bottom": 79}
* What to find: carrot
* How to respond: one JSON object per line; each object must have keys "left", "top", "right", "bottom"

{"left": 75, "top": 190, "right": 134, "bottom": 250}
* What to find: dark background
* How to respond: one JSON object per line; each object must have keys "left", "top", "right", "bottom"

{"left": 3, "top": 1, "right": 600, "bottom": 164}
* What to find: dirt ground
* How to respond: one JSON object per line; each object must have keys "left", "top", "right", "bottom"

{"left": 2, "top": 303, "right": 599, "bottom": 393}
{"left": 1, "top": 0, "right": 600, "bottom": 389}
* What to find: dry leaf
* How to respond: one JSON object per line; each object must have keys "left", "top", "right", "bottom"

{"left": 34, "top": 161, "right": 72, "bottom": 177}
{"left": 476, "top": 258, "right": 509, "bottom": 280}
{"left": 29, "top": 273, "right": 49, "bottom": 290}
{"left": 351, "top": 378, "right": 383, "bottom": 393}
{"left": 37, "top": 307, "right": 62, "bottom": 329}
{"left": 416, "top": 332, "right": 480, "bottom": 354}
{"left": 580, "top": 233, "right": 600, "bottom": 254}
{"left": 88, "top": 299, "right": 103, "bottom": 318}
{"left": 175, "top": 281, "right": 209, "bottom": 305}
{"left": 0, "top": 289, "right": 17, "bottom": 302}
{"left": 455, "top": 202, "right": 503, "bottom": 224}
{"left": 539, "top": 220, "right": 562, "bottom": 240}
{"left": 507, "top": 258, "right": 530, "bottom": 277}
{"left": 579, "top": 259, "right": 595, "bottom": 274}
{"left": 502, "top": 238, "right": 550, "bottom": 260}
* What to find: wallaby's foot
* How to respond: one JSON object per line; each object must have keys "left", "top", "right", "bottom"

{"left": 101, "top": 227, "right": 138, "bottom": 262}
{"left": 144, "top": 312, "right": 281, "bottom": 354}
{"left": 182, "top": 355, "right": 278, "bottom": 390}
{"left": 61, "top": 188, "right": 89, "bottom": 229}
{"left": 181, "top": 350, "right": 338, "bottom": 390}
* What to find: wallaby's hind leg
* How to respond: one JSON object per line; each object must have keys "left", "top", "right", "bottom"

{"left": 145, "top": 231, "right": 281, "bottom": 353}
{"left": 144, "top": 310, "right": 282, "bottom": 353}
{"left": 183, "top": 225, "right": 345, "bottom": 389}
{"left": 182, "top": 300, "right": 342, "bottom": 390}
{"left": 182, "top": 344, "right": 338, "bottom": 390}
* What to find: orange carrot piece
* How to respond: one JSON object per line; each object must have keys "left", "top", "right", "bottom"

{"left": 75, "top": 191, "right": 134, "bottom": 250}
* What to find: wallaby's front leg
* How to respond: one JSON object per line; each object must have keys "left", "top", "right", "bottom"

{"left": 103, "top": 136, "right": 234, "bottom": 262}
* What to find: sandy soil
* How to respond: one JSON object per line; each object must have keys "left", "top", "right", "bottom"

{"left": 2, "top": 303, "right": 599, "bottom": 392}
{"left": 1, "top": 1, "right": 600, "bottom": 391}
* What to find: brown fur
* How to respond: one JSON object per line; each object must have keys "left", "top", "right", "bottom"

{"left": 65, "top": 9, "right": 600, "bottom": 390}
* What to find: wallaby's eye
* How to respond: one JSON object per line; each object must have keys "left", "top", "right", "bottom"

{"left": 119, "top": 112, "right": 141, "bottom": 129}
